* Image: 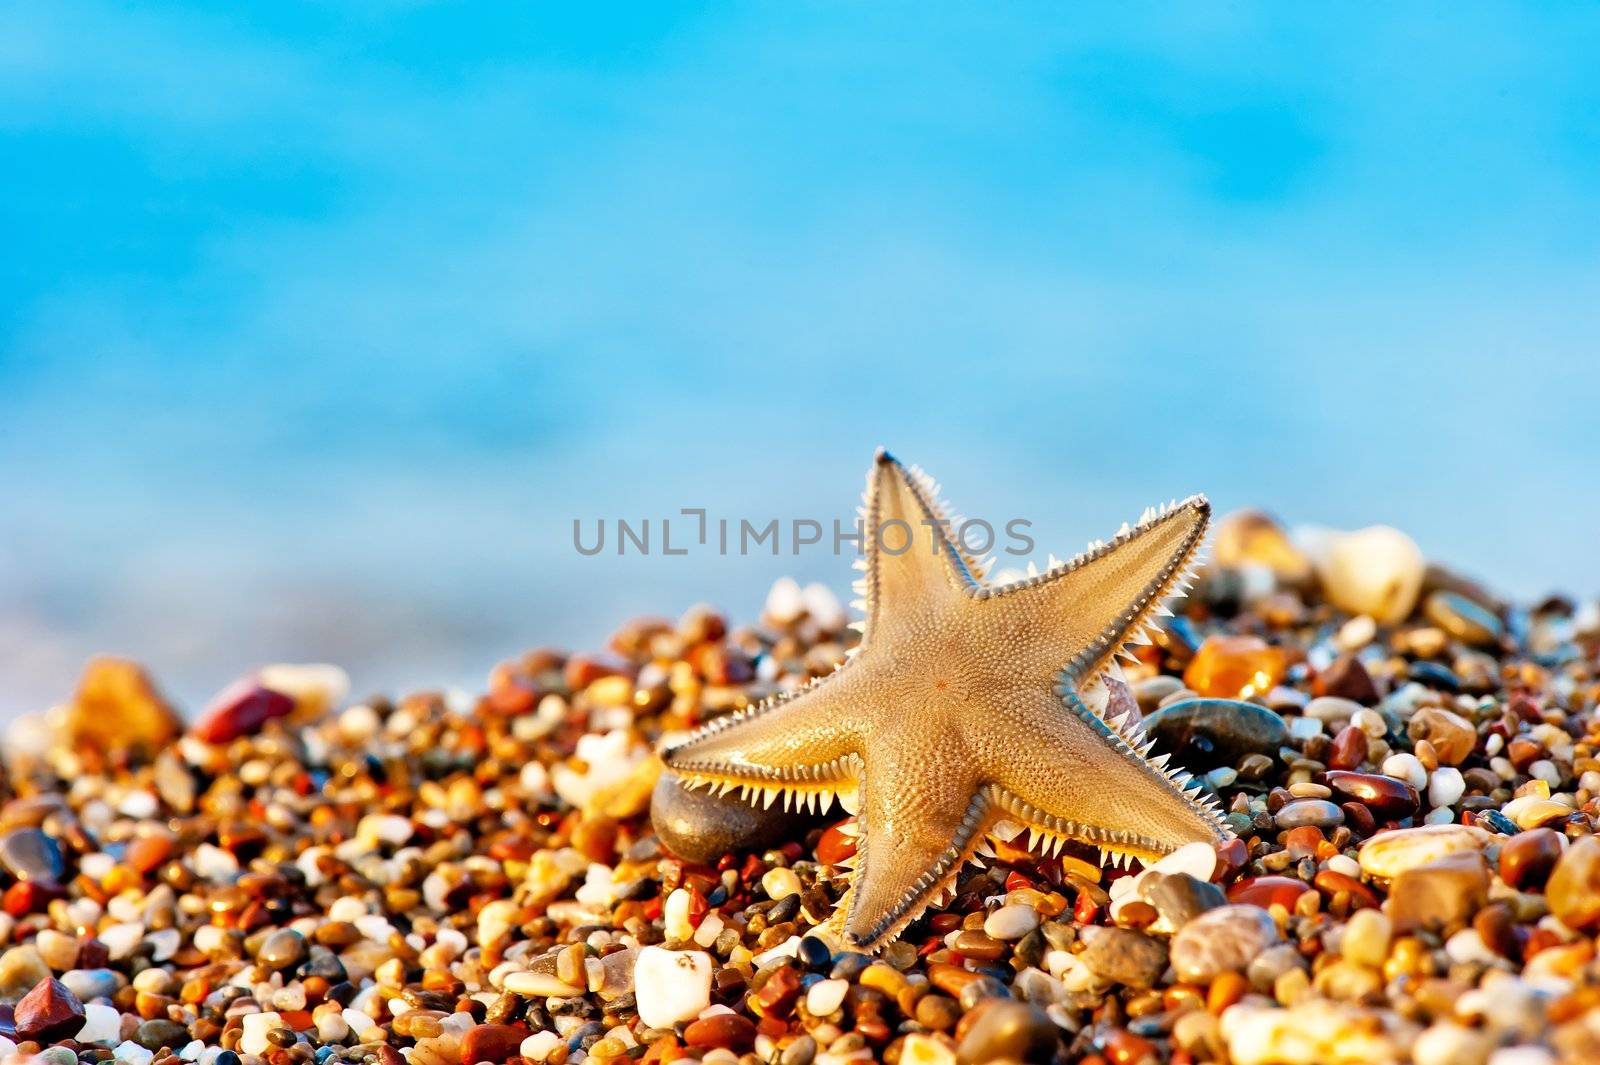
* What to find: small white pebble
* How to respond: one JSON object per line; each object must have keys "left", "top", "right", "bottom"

{"left": 1382, "top": 752, "right": 1427, "bottom": 789}
{"left": 1530, "top": 760, "right": 1560, "bottom": 786}
{"left": 663, "top": 888, "right": 694, "bottom": 942}
{"left": 1429, "top": 767, "right": 1466, "bottom": 808}
{"left": 983, "top": 904, "right": 1040, "bottom": 941}
{"left": 521, "top": 1031, "right": 561, "bottom": 1062}
{"left": 806, "top": 978, "right": 849, "bottom": 1016}
{"left": 113, "top": 1043, "right": 154, "bottom": 1065}
{"left": 761, "top": 867, "right": 802, "bottom": 901}
{"left": 1324, "top": 854, "right": 1361, "bottom": 879}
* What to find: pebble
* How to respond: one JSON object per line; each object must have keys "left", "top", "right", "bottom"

{"left": 1142, "top": 699, "right": 1289, "bottom": 769}
{"left": 258, "top": 929, "right": 306, "bottom": 971}
{"left": 1273, "top": 798, "right": 1344, "bottom": 830}
{"left": 1076, "top": 926, "right": 1168, "bottom": 988}
{"left": 64, "top": 656, "right": 183, "bottom": 751}
{"left": 632, "top": 947, "right": 713, "bottom": 1029}
{"left": 190, "top": 679, "right": 295, "bottom": 743}
{"left": 1545, "top": 834, "right": 1600, "bottom": 930}
{"left": 1169, "top": 905, "right": 1279, "bottom": 983}
{"left": 650, "top": 772, "right": 814, "bottom": 865}
{"left": 1325, "top": 771, "right": 1419, "bottom": 819}
{"left": 1339, "top": 908, "right": 1391, "bottom": 969}
{"left": 953, "top": 999, "right": 1056, "bottom": 1065}
{"left": 76, "top": 1001, "right": 121, "bottom": 1043}
{"left": 982, "top": 904, "right": 1039, "bottom": 941}
{"left": 1182, "top": 638, "right": 1288, "bottom": 700}
{"left": 1387, "top": 851, "right": 1490, "bottom": 932}
{"left": 804, "top": 978, "right": 848, "bottom": 1016}
{"left": 237, "top": 1013, "right": 281, "bottom": 1056}
{"left": 1318, "top": 524, "right": 1424, "bottom": 623}
{"left": 0, "top": 828, "right": 65, "bottom": 883}
{"left": 0, "top": 947, "right": 53, "bottom": 999}
{"left": 1412, "top": 1022, "right": 1493, "bottom": 1065}
{"left": 1358, "top": 824, "right": 1489, "bottom": 879}
{"left": 13, "top": 977, "right": 86, "bottom": 1042}
{"left": 60, "top": 968, "right": 119, "bottom": 1002}
{"left": 1139, "top": 872, "right": 1225, "bottom": 931}
{"left": 459, "top": 1023, "right": 525, "bottom": 1064}
{"left": 1423, "top": 591, "right": 1504, "bottom": 647}
{"left": 1428, "top": 766, "right": 1466, "bottom": 808}
{"left": 1380, "top": 752, "right": 1427, "bottom": 789}
{"left": 1406, "top": 706, "right": 1477, "bottom": 766}
{"left": 1498, "top": 828, "right": 1564, "bottom": 890}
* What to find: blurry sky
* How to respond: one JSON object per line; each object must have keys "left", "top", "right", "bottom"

{"left": 3, "top": 3, "right": 1599, "bottom": 719}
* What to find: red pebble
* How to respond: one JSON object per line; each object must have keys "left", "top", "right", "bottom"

{"left": 1227, "top": 875, "right": 1311, "bottom": 909}
{"left": 1327, "top": 725, "right": 1368, "bottom": 770}
{"left": 1213, "top": 837, "right": 1248, "bottom": 880}
{"left": 191, "top": 680, "right": 294, "bottom": 743}
{"left": 1313, "top": 869, "right": 1378, "bottom": 908}
{"left": 815, "top": 819, "right": 857, "bottom": 864}
{"left": 457, "top": 1023, "right": 525, "bottom": 1064}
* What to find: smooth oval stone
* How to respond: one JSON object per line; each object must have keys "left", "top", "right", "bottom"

{"left": 0, "top": 829, "right": 64, "bottom": 883}
{"left": 1325, "top": 771, "right": 1419, "bottom": 819}
{"left": 257, "top": 930, "right": 306, "bottom": 971}
{"left": 955, "top": 999, "right": 1057, "bottom": 1065}
{"left": 1423, "top": 591, "right": 1504, "bottom": 648}
{"left": 1143, "top": 700, "right": 1289, "bottom": 771}
{"left": 1226, "top": 876, "right": 1311, "bottom": 910}
{"left": 1273, "top": 799, "right": 1344, "bottom": 830}
{"left": 1498, "top": 828, "right": 1564, "bottom": 890}
{"left": 1169, "top": 904, "right": 1280, "bottom": 983}
{"left": 650, "top": 772, "right": 819, "bottom": 865}
{"left": 1546, "top": 835, "right": 1600, "bottom": 931}
{"left": 1358, "top": 824, "right": 1488, "bottom": 880}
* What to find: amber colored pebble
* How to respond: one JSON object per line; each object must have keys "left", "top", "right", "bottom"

{"left": 125, "top": 835, "right": 175, "bottom": 875}
{"left": 1283, "top": 826, "right": 1323, "bottom": 858}
{"left": 1208, "top": 970, "right": 1248, "bottom": 1013}
{"left": 1313, "top": 870, "right": 1378, "bottom": 909}
{"left": 1104, "top": 1028, "right": 1160, "bottom": 1065}
{"left": 1115, "top": 900, "right": 1158, "bottom": 929}
{"left": 457, "top": 1023, "right": 525, "bottom": 1065}
{"left": 927, "top": 963, "right": 984, "bottom": 999}
{"left": 683, "top": 1013, "right": 757, "bottom": 1052}
{"left": 1183, "top": 635, "right": 1286, "bottom": 699}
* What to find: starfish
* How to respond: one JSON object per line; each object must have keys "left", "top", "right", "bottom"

{"left": 661, "top": 449, "right": 1230, "bottom": 951}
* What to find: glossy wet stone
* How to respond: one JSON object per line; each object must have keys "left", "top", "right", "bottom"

{"left": 1405, "top": 706, "right": 1476, "bottom": 766}
{"left": 0, "top": 829, "right": 64, "bottom": 883}
{"left": 1182, "top": 636, "right": 1287, "bottom": 700}
{"left": 1274, "top": 798, "right": 1344, "bottom": 830}
{"left": 1325, "top": 771, "right": 1420, "bottom": 819}
{"left": 1498, "top": 828, "right": 1564, "bottom": 890}
{"left": 191, "top": 679, "right": 295, "bottom": 744}
{"left": 649, "top": 771, "right": 817, "bottom": 864}
{"left": 1142, "top": 699, "right": 1289, "bottom": 770}
{"left": 954, "top": 999, "right": 1057, "bottom": 1065}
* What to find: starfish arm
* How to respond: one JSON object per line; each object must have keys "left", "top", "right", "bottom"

{"left": 980, "top": 496, "right": 1209, "bottom": 684}
{"left": 838, "top": 745, "right": 992, "bottom": 951}
{"left": 978, "top": 688, "right": 1229, "bottom": 865}
{"left": 660, "top": 670, "right": 866, "bottom": 810}
{"left": 857, "top": 450, "right": 980, "bottom": 639}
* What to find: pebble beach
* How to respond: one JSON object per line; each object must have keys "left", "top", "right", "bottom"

{"left": 3, "top": 510, "right": 1600, "bottom": 1065}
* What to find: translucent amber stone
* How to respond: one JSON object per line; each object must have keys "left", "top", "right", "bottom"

{"left": 1182, "top": 634, "right": 1287, "bottom": 698}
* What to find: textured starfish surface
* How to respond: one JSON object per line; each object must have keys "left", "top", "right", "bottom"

{"left": 661, "top": 449, "right": 1231, "bottom": 951}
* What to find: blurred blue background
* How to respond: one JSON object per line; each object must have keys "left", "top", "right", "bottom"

{"left": 4, "top": 3, "right": 1598, "bottom": 719}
